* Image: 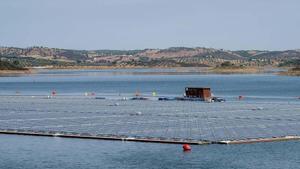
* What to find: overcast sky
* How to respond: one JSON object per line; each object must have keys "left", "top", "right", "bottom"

{"left": 0, "top": 0, "right": 299, "bottom": 50}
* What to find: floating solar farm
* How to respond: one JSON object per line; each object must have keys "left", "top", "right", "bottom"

{"left": 0, "top": 95, "right": 300, "bottom": 144}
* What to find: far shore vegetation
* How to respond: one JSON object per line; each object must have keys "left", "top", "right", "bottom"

{"left": 278, "top": 59, "right": 300, "bottom": 76}
{"left": 279, "top": 67, "right": 300, "bottom": 76}
{"left": 0, "top": 58, "right": 30, "bottom": 74}
{"left": 211, "top": 61, "right": 264, "bottom": 74}
{"left": 1, "top": 54, "right": 300, "bottom": 76}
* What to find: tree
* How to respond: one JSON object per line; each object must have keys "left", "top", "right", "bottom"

{"left": 220, "top": 61, "right": 233, "bottom": 67}
{"left": 13, "top": 60, "right": 20, "bottom": 65}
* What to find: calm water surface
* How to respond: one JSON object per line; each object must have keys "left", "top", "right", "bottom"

{"left": 0, "top": 69, "right": 299, "bottom": 98}
{"left": 0, "top": 134, "right": 299, "bottom": 169}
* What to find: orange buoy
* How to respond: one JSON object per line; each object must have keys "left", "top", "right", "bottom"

{"left": 183, "top": 144, "right": 191, "bottom": 151}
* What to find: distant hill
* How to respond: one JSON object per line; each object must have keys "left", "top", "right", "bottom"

{"left": 1, "top": 46, "right": 300, "bottom": 67}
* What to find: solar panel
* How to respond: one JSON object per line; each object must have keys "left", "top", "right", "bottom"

{"left": 0, "top": 96, "right": 299, "bottom": 142}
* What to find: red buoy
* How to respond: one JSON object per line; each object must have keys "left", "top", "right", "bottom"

{"left": 183, "top": 144, "right": 191, "bottom": 151}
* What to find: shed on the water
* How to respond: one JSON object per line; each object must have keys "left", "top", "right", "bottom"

{"left": 185, "top": 87, "right": 211, "bottom": 100}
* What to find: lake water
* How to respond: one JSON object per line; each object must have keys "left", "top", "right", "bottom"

{"left": 0, "top": 69, "right": 300, "bottom": 169}
{"left": 0, "top": 69, "right": 299, "bottom": 98}
{"left": 0, "top": 134, "right": 300, "bottom": 169}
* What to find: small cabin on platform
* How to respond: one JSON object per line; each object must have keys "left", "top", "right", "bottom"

{"left": 185, "top": 87, "right": 211, "bottom": 100}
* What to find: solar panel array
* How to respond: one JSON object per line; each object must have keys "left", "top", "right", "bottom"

{"left": 0, "top": 96, "right": 299, "bottom": 141}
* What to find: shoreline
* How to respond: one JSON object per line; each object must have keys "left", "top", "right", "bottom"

{"left": 45, "top": 65, "right": 275, "bottom": 72}
{"left": 0, "top": 66, "right": 290, "bottom": 75}
{"left": 48, "top": 65, "right": 284, "bottom": 75}
{"left": 0, "top": 69, "right": 34, "bottom": 75}
{"left": 278, "top": 68, "right": 300, "bottom": 76}
{"left": 209, "top": 66, "right": 267, "bottom": 74}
